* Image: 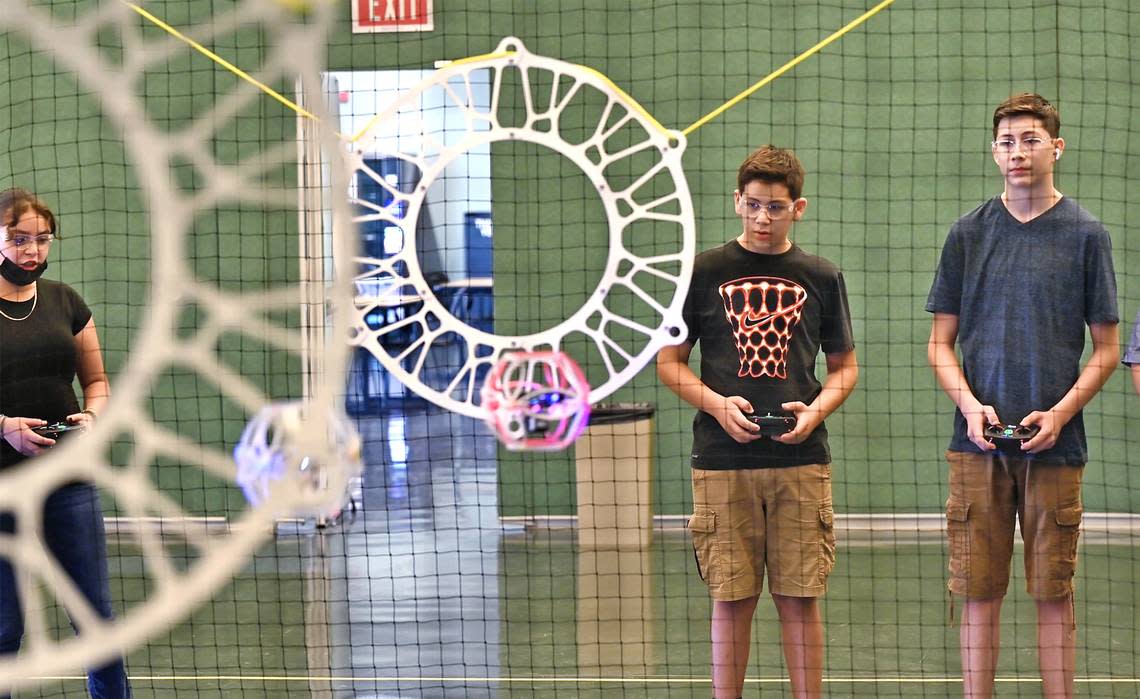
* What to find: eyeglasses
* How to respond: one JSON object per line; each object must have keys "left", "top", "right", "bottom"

{"left": 741, "top": 198, "right": 795, "bottom": 220}
{"left": 992, "top": 136, "right": 1052, "bottom": 152}
{"left": 5, "top": 234, "right": 55, "bottom": 249}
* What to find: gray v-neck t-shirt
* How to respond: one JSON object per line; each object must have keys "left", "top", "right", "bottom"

{"left": 926, "top": 196, "right": 1118, "bottom": 464}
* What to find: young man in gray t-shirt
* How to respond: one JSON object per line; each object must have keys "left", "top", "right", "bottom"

{"left": 926, "top": 93, "right": 1119, "bottom": 698}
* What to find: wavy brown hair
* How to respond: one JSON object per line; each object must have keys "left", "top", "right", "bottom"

{"left": 993, "top": 93, "right": 1060, "bottom": 139}
{"left": 736, "top": 145, "right": 806, "bottom": 200}
{"left": 0, "top": 187, "right": 58, "bottom": 238}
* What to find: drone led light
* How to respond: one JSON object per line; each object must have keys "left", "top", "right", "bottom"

{"left": 480, "top": 350, "right": 591, "bottom": 451}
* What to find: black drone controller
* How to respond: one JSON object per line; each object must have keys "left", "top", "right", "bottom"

{"left": 746, "top": 412, "right": 797, "bottom": 437}
{"left": 983, "top": 423, "right": 1039, "bottom": 453}
{"left": 31, "top": 421, "right": 86, "bottom": 439}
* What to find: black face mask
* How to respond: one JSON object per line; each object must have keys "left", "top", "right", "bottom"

{"left": 0, "top": 257, "right": 48, "bottom": 286}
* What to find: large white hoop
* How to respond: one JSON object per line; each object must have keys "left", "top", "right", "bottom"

{"left": 349, "top": 37, "right": 694, "bottom": 418}
{"left": 0, "top": 0, "right": 353, "bottom": 689}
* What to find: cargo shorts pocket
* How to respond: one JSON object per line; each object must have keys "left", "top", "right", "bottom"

{"left": 946, "top": 498, "right": 971, "bottom": 579}
{"left": 818, "top": 499, "right": 836, "bottom": 582}
{"left": 1052, "top": 504, "right": 1083, "bottom": 578}
{"left": 688, "top": 509, "right": 719, "bottom": 583}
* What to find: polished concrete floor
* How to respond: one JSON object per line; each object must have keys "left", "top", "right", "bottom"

{"left": 14, "top": 405, "right": 1140, "bottom": 697}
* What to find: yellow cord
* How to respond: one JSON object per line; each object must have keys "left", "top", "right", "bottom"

{"left": 121, "top": 0, "right": 320, "bottom": 121}
{"left": 122, "top": 0, "right": 893, "bottom": 144}
{"left": 682, "top": 0, "right": 896, "bottom": 136}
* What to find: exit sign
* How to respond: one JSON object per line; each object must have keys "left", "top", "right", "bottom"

{"left": 352, "top": 0, "right": 433, "bottom": 33}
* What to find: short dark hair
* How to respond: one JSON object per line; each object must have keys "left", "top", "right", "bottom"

{"left": 737, "top": 145, "right": 805, "bottom": 200}
{"left": 992, "top": 93, "right": 1060, "bottom": 139}
{"left": 0, "top": 187, "right": 58, "bottom": 238}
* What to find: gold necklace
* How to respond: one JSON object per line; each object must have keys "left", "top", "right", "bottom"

{"left": 0, "top": 293, "right": 37, "bottom": 321}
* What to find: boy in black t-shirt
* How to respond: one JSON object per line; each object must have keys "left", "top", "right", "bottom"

{"left": 658, "top": 145, "right": 858, "bottom": 699}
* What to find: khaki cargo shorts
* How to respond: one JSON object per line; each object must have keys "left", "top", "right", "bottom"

{"left": 945, "top": 451, "right": 1084, "bottom": 601}
{"left": 688, "top": 464, "right": 836, "bottom": 601}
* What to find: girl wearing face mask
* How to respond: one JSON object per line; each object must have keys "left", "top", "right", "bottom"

{"left": 0, "top": 187, "right": 130, "bottom": 698}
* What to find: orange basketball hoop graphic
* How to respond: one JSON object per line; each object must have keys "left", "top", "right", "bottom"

{"left": 719, "top": 276, "right": 807, "bottom": 379}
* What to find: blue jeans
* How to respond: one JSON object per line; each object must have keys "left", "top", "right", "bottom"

{"left": 0, "top": 482, "right": 131, "bottom": 698}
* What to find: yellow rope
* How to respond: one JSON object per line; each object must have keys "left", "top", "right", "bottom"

{"left": 122, "top": 0, "right": 894, "bottom": 144}
{"left": 682, "top": 0, "right": 895, "bottom": 136}
{"left": 121, "top": 0, "right": 319, "bottom": 121}
{"left": 576, "top": 63, "right": 674, "bottom": 141}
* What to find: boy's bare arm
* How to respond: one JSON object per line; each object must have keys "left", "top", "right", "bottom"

{"left": 1022, "top": 321, "right": 1119, "bottom": 452}
{"left": 656, "top": 343, "right": 759, "bottom": 443}
{"left": 927, "top": 312, "right": 997, "bottom": 450}
{"left": 656, "top": 342, "right": 704, "bottom": 409}
{"left": 775, "top": 349, "right": 858, "bottom": 444}
{"left": 813, "top": 349, "right": 859, "bottom": 418}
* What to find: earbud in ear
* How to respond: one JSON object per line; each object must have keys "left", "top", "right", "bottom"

{"left": 1054, "top": 149, "right": 1061, "bottom": 161}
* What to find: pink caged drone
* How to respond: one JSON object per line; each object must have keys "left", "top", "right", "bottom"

{"left": 481, "top": 350, "right": 591, "bottom": 451}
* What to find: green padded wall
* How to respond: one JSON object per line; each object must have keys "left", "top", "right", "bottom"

{"left": 2, "top": 1, "right": 1136, "bottom": 518}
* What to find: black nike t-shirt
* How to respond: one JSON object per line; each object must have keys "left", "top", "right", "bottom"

{"left": 681, "top": 241, "right": 854, "bottom": 468}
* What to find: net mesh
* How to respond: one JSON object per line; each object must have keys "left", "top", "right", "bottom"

{"left": 0, "top": 0, "right": 1137, "bottom": 696}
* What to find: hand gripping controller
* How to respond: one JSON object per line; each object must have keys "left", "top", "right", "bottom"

{"left": 31, "top": 421, "right": 87, "bottom": 439}
{"left": 983, "top": 423, "right": 1039, "bottom": 453}
{"left": 746, "top": 412, "right": 797, "bottom": 437}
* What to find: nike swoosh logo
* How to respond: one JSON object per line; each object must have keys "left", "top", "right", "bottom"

{"left": 741, "top": 312, "right": 775, "bottom": 330}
